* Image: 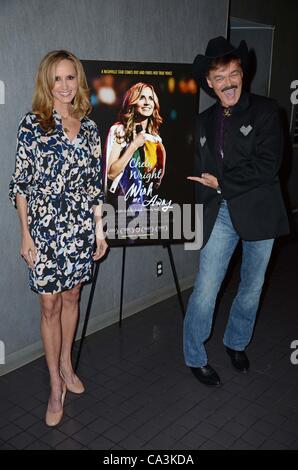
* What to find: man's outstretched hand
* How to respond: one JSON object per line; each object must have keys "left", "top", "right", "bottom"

{"left": 187, "top": 173, "right": 219, "bottom": 190}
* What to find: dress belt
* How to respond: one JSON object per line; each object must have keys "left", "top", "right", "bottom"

{"left": 32, "top": 187, "right": 88, "bottom": 199}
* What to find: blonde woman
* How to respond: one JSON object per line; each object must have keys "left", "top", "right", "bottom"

{"left": 106, "top": 82, "right": 166, "bottom": 206}
{"left": 9, "top": 50, "right": 108, "bottom": 426}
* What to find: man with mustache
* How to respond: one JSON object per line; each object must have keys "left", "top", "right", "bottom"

{"left": 183, "top": 37, "right": 289, "bottom": 386}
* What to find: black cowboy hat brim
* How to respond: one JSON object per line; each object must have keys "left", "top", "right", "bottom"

{"left": 193, "top": 39, "right": 248, "bottom": 98}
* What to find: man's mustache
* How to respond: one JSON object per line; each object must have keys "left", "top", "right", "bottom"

{"left": 221, "top": 85, "right": 238, "bottom": 92}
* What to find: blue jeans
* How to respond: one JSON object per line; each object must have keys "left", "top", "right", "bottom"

{"left": 183, "top": 200, "right": 274, "bottom": 367}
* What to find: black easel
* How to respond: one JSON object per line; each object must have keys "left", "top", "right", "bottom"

{"left": 75, "top": 244, "right": 185, "bottom": 371}
{"left": 74, "top": 261, "right": 100, "bottom": 371}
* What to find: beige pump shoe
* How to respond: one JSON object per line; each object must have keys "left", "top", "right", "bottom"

{"left": 60, "top": 369, "right": 85, "bottom": 395}
{"left": 45, "top": 383, "right": 67, "bottom": 427}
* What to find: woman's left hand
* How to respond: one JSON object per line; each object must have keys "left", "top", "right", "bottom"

{"left": 93, "top": 238, "right": 108, "bottom": 261}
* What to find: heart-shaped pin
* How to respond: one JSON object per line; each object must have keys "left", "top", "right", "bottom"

{"left": 240, "top": 125, "right": 253, "bottom": 136}
{"left": 200, "top": 136, "right": 206, "bottom": 147}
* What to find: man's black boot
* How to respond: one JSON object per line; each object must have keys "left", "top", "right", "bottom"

{"left": 190, "top": 364, "right": 221, "bottom": 386}
{"left": 226, "top": 347, "right": 250, "bottom": 373}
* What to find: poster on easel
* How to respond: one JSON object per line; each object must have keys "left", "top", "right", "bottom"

{"left": 82, "top": 60, "right": 198, "bottom": 246}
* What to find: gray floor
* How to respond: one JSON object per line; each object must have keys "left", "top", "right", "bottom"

{"left": 0, "top": 229, "right": 297, "bottom": 450}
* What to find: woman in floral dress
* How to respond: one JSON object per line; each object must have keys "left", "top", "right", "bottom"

{"left": 9, "top": 50, "right": 108, "bottom": 426}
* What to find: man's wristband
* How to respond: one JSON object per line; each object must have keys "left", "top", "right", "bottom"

{"left": 216, "top": 185, "right": 222, "bottom": 194}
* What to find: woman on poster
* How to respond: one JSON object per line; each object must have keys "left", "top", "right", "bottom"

{"left": 9, "top": 50, "right": 108, "bottom": 426}
{"left": 105, "top": 82, "right": 166, "bottom": 208}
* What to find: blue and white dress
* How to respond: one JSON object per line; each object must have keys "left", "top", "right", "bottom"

{"left": 9, "top": 110, "right": 103, "bottom": 294}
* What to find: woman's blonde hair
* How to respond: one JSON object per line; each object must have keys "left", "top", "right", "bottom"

{"left": 117, "top": 82, "right": 163, "bottom": 143}
{"left": 32, "top": 50, "right": 91, "bottom": 131}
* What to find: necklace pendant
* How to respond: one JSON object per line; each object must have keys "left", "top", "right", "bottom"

{"left": 224, "top": 108, "right": 232, "bottom": 118}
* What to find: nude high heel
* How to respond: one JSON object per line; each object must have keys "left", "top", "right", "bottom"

{"left": 45, "top": 382, "right": 67, "bottom": 427}
{"left": 60, "top": 369, "right": 85, "bottom": 395}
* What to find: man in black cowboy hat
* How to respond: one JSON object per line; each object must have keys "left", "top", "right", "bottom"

{"left": 183, "top": 36, "right": 289, "bottom": 386}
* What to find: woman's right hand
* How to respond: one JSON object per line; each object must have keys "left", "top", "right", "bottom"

{"left": 20, "top": 233, "right": 37, "bottom": 268}
{"left": 132, "top": 131, "right": 146, "bottom": 150}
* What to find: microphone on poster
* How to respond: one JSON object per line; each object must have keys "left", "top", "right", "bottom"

{"left": 135, "top": 124, "right": 145, "bottom": 154}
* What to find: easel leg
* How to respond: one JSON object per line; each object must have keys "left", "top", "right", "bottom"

{"left": 75, "top": 261, "right": 100, "bottom": 371}
{"left": 167, "top": 244, "right": 185, "bottom": 317}
{"left": 119, "top": 246, "right": 126, "bottom": 327}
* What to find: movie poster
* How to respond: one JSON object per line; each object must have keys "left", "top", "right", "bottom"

{"left": 82, "top": 60, "right": 197, "bottom": 246}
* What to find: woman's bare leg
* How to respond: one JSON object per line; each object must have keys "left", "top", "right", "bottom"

{"left": 40, "top": 293, "right": 63, "bottom": 413}
{"left": 60, "top": 284, "right": 81, "bottom": 383}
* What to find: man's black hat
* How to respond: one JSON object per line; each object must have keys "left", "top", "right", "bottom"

{"left": 193, "top": 36, "right": 248, "bottom": 97}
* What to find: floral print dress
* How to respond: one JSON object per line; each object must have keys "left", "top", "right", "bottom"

{"left": 9, "top": 110, "right": 103, "bottom": 294}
